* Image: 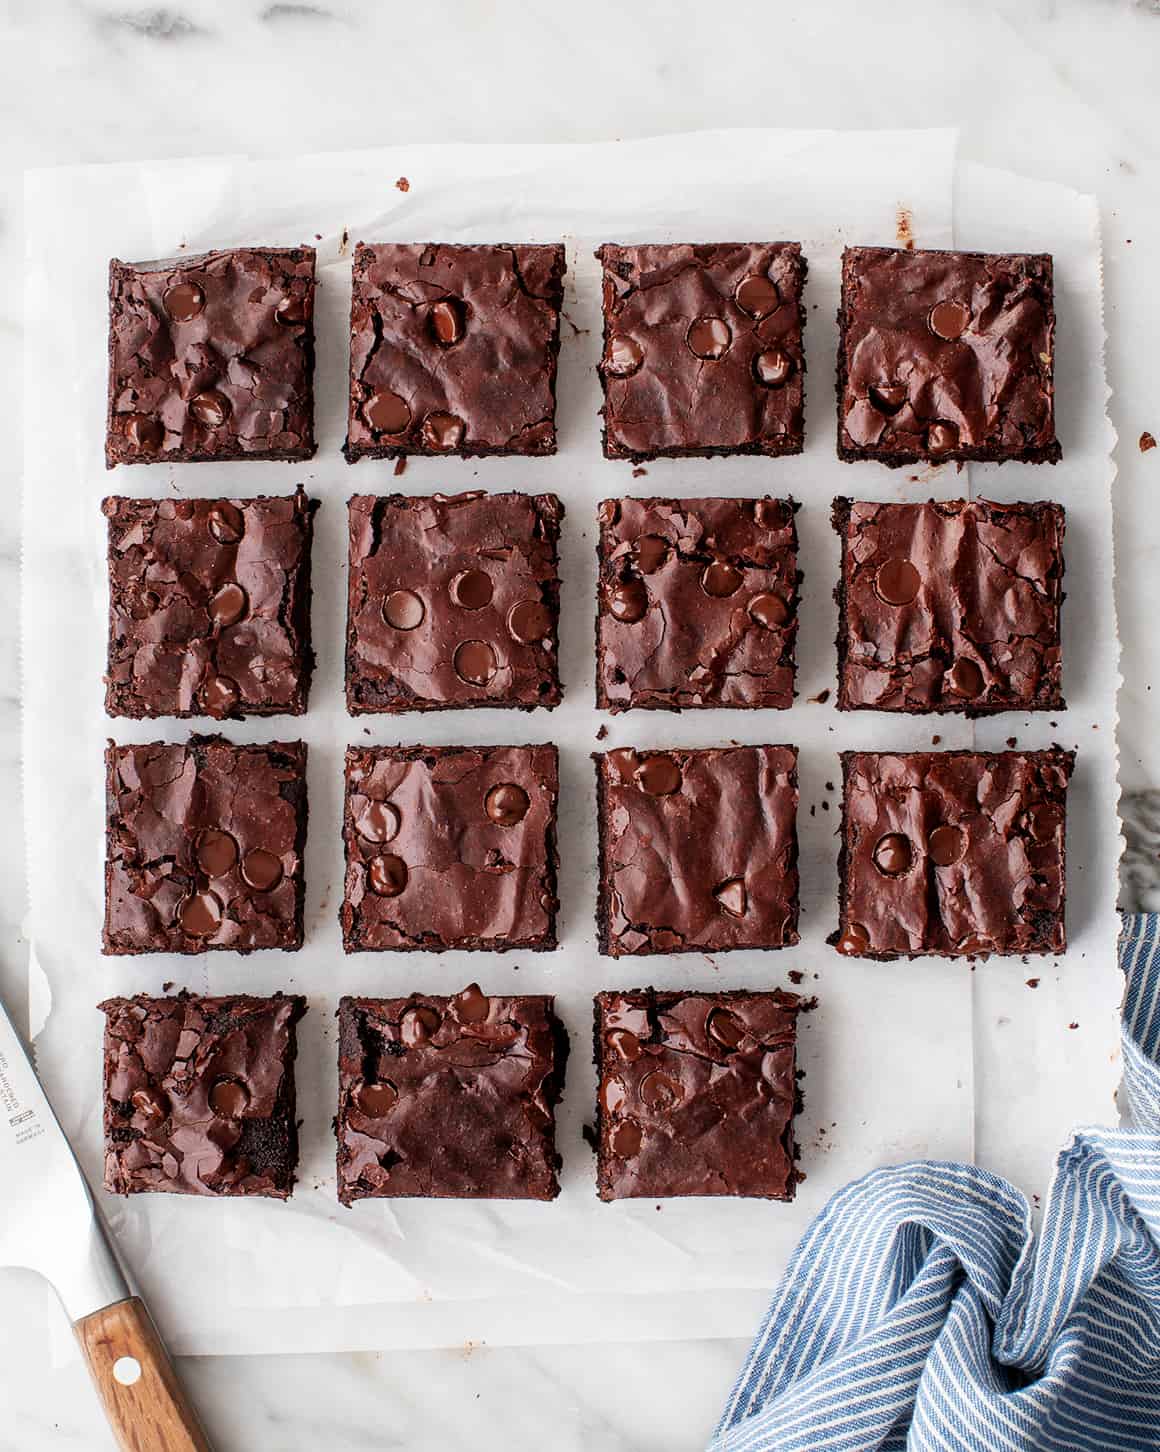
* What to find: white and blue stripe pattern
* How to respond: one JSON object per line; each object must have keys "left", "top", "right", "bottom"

{"left": 711, "top": 914, "right": 1160, "bottom": 1452}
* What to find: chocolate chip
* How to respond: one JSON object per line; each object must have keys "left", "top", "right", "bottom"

{"left": 453, "top": 639, "right": 498, "bottom": 686}
{"left": 209, "top": 582, "right": 247, "bottom": 627}
{"left": 450, "top": 569, "right": 493, "bottom": 610}
{"left": 401, "top": 1004, "right": 440, "bottom": 1046}
{"left": 686, "top": 317, "right": 731, "bottom": 360}
{"left": 928, "top": 421, "right": 959, "bottom": 453}
{"left": 241, "top": 849, "right": 283, "bottom": 892}
{"left": 836, "top": 922, "right": 870, "bottom": 954}
{"left": 604, "top": 335, "right": 644, "bottom": 377}
{"left": 507, "top": 600, "right": 551, "bottom": 644}
{"left": 872, "top": 833, "right": 912, "bottom": 876}
{"left": 208, "top": 503, "right": 244, "bottom": 545}
{"left": 368, "top": 854, "right": 408, "bottom": 897}
{"left": 869, "top": 383, "right": 908, "bottom": 414}
{"left": 275, "top": 294, "right": 308, "bottom": 326}
{"left": 353, "top": 798, "right": 401, "bottom": 844}
{"left": 364, "top": 390, "right": 411, "bottom": 435}
{"left": 610, "top": 1119, "right": 643, "bottom": 1158}
{"left": 163, "top": 281, "right": 204, "bottom": 321}
{"left": 605, "top": 1029, "right": 642, "bottom": 1062}
{"left": 928, "top": 300, "right": 970, "bottom": 340}
{"left": 735, "top": 274, "right": 779, "bottom": 318}
{"left": 638, "top": 1070, "right": 684, "bottom": 1108}
{"left": 190, "top": 390, "right": 230, "bottom": 428}
{"left": 754, "top": 499, "right": 790, "bottom": 530}
{"left": 597, "top": 499, "right": 621, "bottom": 528}
{"left": 130, "top": 1086, "right": 169, "bottom": 1120}
{"left": 382, "top": 589, "right": 425, "bottom": 631}
{"left": 607, "top": 578, "right": 648, "bottom": 623}
{"left": 124, "top": 414, "right": 163, "bottom": 451}
{"left": 196, "top": 829, "right": 238, "bottom": 878}
{"left": 209, "top": 1078, "right": 249, "bottom": 1118}
{"left": 601, "top": 1077, "right": 628, "bottom": 1115}
{"left": 199, "top": 674, "right": 239, "bottom": 717}
{"left": 946, "top": 658, "right": 984, "bottom": 697}
{"left": 701, "top": 561, "right": 743, "bottom": 598}
{"left": 928, "top": 825, "right": 966, "bottom": 866}
{"left": 748, "top": 592, "right": 790, "bottom": 628}
{"left": 754, "top": 349, "right": 793, "bottom": 387}
{"left": 179, "top": 891, "right": 223, "bottom": 938}
{"left": 429, "top": 297, "right": 465, "bottom": 346}
{"left": 485, "top": 783, "right": 530, "bottom": 827}
{"left": 635, "top": 755, "right": 682, "bottom": 796}
{"left": 874, "top": 559, "right": 921, "bottom": 607}
{"left": 455, "top": 984, "right": 490, "bottom": 1024}
{"left": 633, "top": 535, "right": 670, "bottom": 575}
{"left": 713, "top": 878, "right": 748, "bottom": 917}
{"left": 706, "top": 1007, "right": 745, "bottom": 1049}
{"left": 355, "top": 1079, "right": 398, "bottom": 1116}
{"left": 421, "top": 412, "right": 465, "bottom": 450}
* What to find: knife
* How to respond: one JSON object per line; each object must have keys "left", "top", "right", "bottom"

{"left": 0, "top": 984, "right": 212, "bottom": 1451}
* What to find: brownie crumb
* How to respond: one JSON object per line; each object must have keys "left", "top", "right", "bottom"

{"left": 1140, "top": 431, "right": 1156, "bottom": 453}
{"left": 809, "top": 688, "right": 831, "bottom": 705}
{"left": 395, "top": 176, "right": 410, "bottom": 192}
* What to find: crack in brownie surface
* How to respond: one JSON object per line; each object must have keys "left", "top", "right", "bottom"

{"left": 344, "top": 243, "right": 565, "bottom": 460}
{"left": 594, "top": 745, "right": 799, "bottom": 956}
{"left": 596, "top": 243, "right": 806, "bottom": 460}
{"left": 104, "top": 489, "right": 316, "bottom": 719}
{"left": 594, "top": 989, "right": 802, "bottom": 1200}
{"left": 342, "top": 744, "right": 559, "bottom": 952}
{"left": 596, "top": 496, "right": 799, "bottom": 712}
{"left": 106, "top": 247, "right": 316, "bottom": 467}
{"left": 837, "top": 246, "right": 1059, "bottom": 466}
{"left": 100, "top": 992, "right": 306, "bottom": 1198}
{"left": 336, "top": 988, "right": 567, "bottom": 1202}
{"left": 833, "top": 497, "right": 1065, "bottom": 713}
{"left": 831, "top": 748, "right": 1074, "bottom": 959}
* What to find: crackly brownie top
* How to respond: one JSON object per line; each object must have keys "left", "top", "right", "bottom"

{"left": 834, "top": 749, "right": 1074, "bottom": 958}
{"left": 107, "top": 247, "right": 315, "bottom": 466}
{"left": 346, "top": 491, "right": 562, "bottom": 712}
{"left": 597, "top": 496, "right": 798, "bottom": 711}
{"left": 834, "top": 498, "right": 1064, "bottom": 713}
{"left": 595, "top": 746, "right": 799, "bottom": 955}
{"left": 595, "top": 989, "right": 800, "bottom": 1200}
{"left": 100, "top": 993, "right": 305, "bottom": 1198}
{"left": 345, "top": 243, "right": 565, "bottom": 457}
{"left": 838, "top": 247, "right": 1058, "bottom": 462}
{"left": 596, "top": 243, "right": 805, "bottom": 459}
{"left": 104, "top": 737, "right": 306, "bottom": 954}
{"left": 336, "top": 988, "right": 566, "bottom": 1202}
{"left": 105, "top": 490, "right": 315, "bottom": 720}
{"left": 342, "top": 744, "right": 558, "bottom": 951}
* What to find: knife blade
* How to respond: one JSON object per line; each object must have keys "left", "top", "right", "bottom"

{"left": 0, "top": 984, "right": 212, "bottom": 1452}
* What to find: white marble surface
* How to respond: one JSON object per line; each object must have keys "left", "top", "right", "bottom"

{"left": 3, "top": 1, "right": 1160, "bottom": 1447}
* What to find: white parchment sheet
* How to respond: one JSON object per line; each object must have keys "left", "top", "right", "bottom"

{"left": 22, "top": 131, "right": 1121, "bottom": 1355}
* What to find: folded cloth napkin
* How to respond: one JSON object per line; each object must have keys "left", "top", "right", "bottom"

{"left": 710, "top": 914, "right": 1160, "bottom": 1452}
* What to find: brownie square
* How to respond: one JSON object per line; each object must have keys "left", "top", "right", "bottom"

{"left": 106, "top": 248, "right": 316, "bottom": 468}
{"left": 100, "top": 992, "right": 306, "bottom": 1198}
{"left": 344, "top": 243, "right": 566, "bottom": 461}
{"left": 104, "top": 736, "right": 307, "bottom": 955}
{"left": 832, "top": 748, "right": 1074, "bottom": 959}
{"left": 346, "top": 491, "right": 562, "bottom": 714}
{"left": 594, "top": 989, "right": 801, "bottom": 1200}
{"left": 596, "top": 496, "right": 799, "bottom": 712}
{"left": 595, "top": 242, "right": 806, "bottom": 461}
{"left": 836, "top": 246, "right": 1060, "bottom": 466}
{"left": 833, "top": 497, "right": 1065, "bottom": 714}
{"left": 104, "top": 489, "right": 316, "bottom": 720}
{"left": 342, "top": 744, "right": 558, "bottom": 952}
{"left": 335, "top": 987, "right": 568, "bottom": 1203}
{"left": 593, "top": 746, "right": 799, "bottom": 956}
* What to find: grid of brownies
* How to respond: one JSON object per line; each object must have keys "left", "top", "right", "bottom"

{"left": 98, "top": 238, "right": 1071, "bottom": 1207}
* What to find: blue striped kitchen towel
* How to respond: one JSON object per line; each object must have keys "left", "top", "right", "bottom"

{"left": 710, "top": 913, "right": 1160, "bottom": 1452}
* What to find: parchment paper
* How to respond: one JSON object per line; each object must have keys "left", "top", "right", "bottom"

{"left": 21, "top": 130, "right": 1121, "bottom": 1355}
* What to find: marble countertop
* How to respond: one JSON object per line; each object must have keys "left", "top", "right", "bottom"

{"left": 3, "top": 1, "right": 1160, "bottom": 1447}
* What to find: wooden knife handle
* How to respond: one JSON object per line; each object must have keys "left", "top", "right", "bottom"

{"left": 74, "top": 1296, "right": 213, "bottom": 1452}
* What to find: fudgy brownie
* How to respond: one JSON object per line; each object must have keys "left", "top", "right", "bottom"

{"left": 596, "top": 242, "right": 806, "bottom": 461}
{"left": 335, "top": 988, "right": 568, "bottom": 1203}
{"left": 104, "top": 489, "right": 317, "bottom": 720}
{"left": 593, "top": 988, "right": 802, "bottom": 1200}
{"left": 832, "top": 748, "right": 1075, "bottom": 959}
{"left": 596, "top": 496, "right": 799, "bottom": 712}
{"left": 593, "top": 746, "right": 799, "bottom": 956}
{"left": 346, "top": 491, "right": 562, "bottom": 714}
{"left": 100, "top": 992, "right": 307, "bottom": 1198}
{"left": 106, "top": 247, "right": 316, "bottom": 467}
{"left": 104, "top": 736, "right": 308, "bottom": 955}
{"left": 836, "top": 246, "right": 1060, "bottom": 466}
{"left": 344, "top": 243, "right": 566, "bottom": 460}
{"left": 342, "top": 744, "right": 559, "bottom": 953}
{"left": 832, "top": 497, "right": 1065, "bottom": 713}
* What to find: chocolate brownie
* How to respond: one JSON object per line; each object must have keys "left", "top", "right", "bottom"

{"left": 593, "top": 988, "right": 801, "bottom": 1200}
{"left": 346, "top": 491, "right": 562, "bottom": 714}
{"left": 596, "top": 496, "right": 799, "bottom": 712}
{"left": 342, "top": 744, "right": 558, "bottom": 952}
{"left": 104, "top": 736, "right": 307, "bottom": 955}
{"left": 832, "top": 748, "right": 1074, "bottom": 959}
{"left": 106, "top": 248, "right": 316, "bottom": 467}
{"left": 104, "top": 489, "right": 317, "bottom": 720}
{"left": 344, "top": 243, "right": 566, "bottom": 460}
{"left": 833, "top": 497, "right": 1065, "bottom": 713}
{"left": 596, "top": 242, "right": 806, "bottom": 461}
{"left": 335, "top": 987, "right": 568, "bottom": 1203}
{"left": 836, "top": 246, "right": 1060, "bottom": 466}
{"left": 100, "top": 992, "right": 306, "bottom": 1198}
{"left": 593, "top": 746, "right": 799, "bottom": 956}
